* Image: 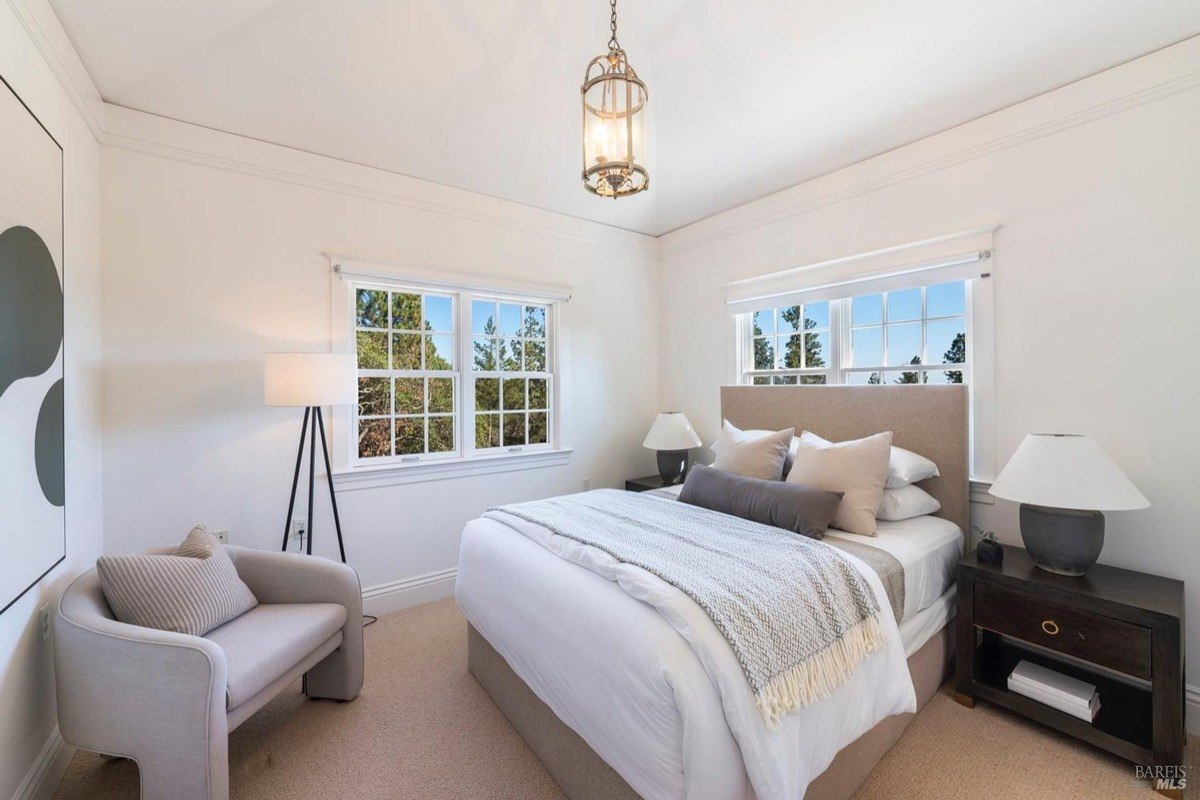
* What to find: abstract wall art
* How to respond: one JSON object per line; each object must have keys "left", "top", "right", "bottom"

{"left": 1, "top": 75, "right": 65, "bottom": 615}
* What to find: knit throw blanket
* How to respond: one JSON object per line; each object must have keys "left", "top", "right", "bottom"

{"left": 487, "top": 489, "right": 886, "bottom": 729}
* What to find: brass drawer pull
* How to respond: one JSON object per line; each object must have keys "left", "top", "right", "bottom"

{"left": 1041, "top": 620, "right": 1060, "bottom": 636}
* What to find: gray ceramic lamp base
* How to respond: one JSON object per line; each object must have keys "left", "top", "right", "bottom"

{"left": 656, "top": 449, "right": 690, "bottom": 485}
{"left": 1019, "top": 503, "right": 1105, "bottom": 576}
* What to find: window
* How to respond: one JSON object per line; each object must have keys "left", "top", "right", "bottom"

{"left": 749, "top": 301, "right": 832, "bottom": 385}
{"left": 844, "top": 281, "right": 967, "bottom": 385}
{"left": 726, "top": 232, "right": 995, "bottom": 479}
{"left": 354, "top": 286, "right": 459, "bottom": 460}
{"left": 470, "top": 299, "right": 551, "bottom": 451}
{"left": 346, "top": 277, "right": 560, "bottom": 472}
{"left": 740, "top": 281, "right": 968, "bottom": 387}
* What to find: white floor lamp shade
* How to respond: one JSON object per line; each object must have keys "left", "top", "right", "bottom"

{"left": 264, "top": 353, "right": 356, "bottom": 407}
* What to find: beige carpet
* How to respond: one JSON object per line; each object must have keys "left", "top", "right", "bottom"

{"left": 53, "top": 598, "right": 1195, "bottom": 800}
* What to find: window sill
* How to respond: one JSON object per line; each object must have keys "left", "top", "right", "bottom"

{"left": 331, "top": 448, "right": 574, "bottom": 491}
{"left": 969, "top": 479, "right": 994, "bottom": 505}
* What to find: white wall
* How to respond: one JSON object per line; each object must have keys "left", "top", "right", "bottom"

{"left": 658, "top": 40, "right": 1200, "bottom": 690}
{"left": 0, "top": 1, "right": 103, "bottom": 797}
{"left": 98, "top": 107, "right": 661, "bottom": 603}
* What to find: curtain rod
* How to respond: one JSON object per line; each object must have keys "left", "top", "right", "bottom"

{"left": 331, "top": 263, "right": 572, "bottom": 303}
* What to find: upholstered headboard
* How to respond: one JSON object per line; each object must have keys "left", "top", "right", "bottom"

{"left": 719, "top": 385, "right": 969, "bottom": 535}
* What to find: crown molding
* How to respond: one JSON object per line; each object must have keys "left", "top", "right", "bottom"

{"left": 658, "top": 37, "right": 1200, "bottom": 259}
{"left": 4, "top": 0, "right": 105, "bottom": 140}
{"left": 99, "top": 104, "right": 659, "bottom": 257}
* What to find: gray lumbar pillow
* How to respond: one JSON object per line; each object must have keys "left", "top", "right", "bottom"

{"left": 678, "top": 463, "right": 843, "bottom": 539}
{"left": 97, "top": 526, "right": 258, "bottom": 636}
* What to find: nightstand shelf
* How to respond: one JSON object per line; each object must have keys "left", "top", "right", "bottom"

{"left": 970, "top": 638, "right": 1153, "bottom": 763}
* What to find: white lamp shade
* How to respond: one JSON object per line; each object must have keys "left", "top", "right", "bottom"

{"left": 264, "top": 353, "right": 357, "bottom": 407}
{"left": 989, "top": 434, "right": 1149, "bottom": 511}
{"left": 643, "top": 412, "right": 702, "bottom": 450}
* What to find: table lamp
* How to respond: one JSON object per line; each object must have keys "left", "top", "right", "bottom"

{"left": 264, "top": 353, "right": 356, "bottom": 561}
{"left": 988, "top": 433, "right": 1149, "bottom": 575}
{"left": 642, "top": 412, "right": 702, "bottom": 485}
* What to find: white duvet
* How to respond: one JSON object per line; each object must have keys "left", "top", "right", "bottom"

{"left": 456, "top": 510, "right": 919, "bottom": 800}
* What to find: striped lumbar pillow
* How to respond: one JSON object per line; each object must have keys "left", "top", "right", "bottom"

{"left": 97, "top": 526, "right": 258, "bottom": 636}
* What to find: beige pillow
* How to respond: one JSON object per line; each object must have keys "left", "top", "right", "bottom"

{"left": 743, "top": 430, "right": 802, "bottom": 478}
{"left": 786, "top": 430, "right": 893, "bottom": 535}
{"left": 97, "top": 526, "right": 258, "bottom": 636}
{"left": 711, "top": 420, "right": 796, "bottom": 481}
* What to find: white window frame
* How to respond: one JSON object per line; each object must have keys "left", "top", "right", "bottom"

{"left": 352, "top": 284, "right": 462, "bottom": 467}
{"left": 328, "top": 255, "right": 573, "bottom": 489}
{"left": 725, "top": 230, "right": 997, "bottom": 481}
{"left": 466, "top": 294, "right": 554, "bottom": 458}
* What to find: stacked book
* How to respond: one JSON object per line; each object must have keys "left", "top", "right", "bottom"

{"left": 1007, "top": 659, "right": 1100, "bottom": 722}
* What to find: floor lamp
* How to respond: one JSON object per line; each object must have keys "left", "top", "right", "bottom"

{"left": 264, "top": 353, "right": 356, "bottom": 562}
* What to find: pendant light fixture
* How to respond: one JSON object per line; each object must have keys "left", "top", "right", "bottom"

{"left": 581, "top": 0, "right": 649, "bottom": 198}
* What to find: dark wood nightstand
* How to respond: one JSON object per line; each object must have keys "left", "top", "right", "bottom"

{"left": 956, "top": 545, "right": 1185, "bottom": 797}
{"left": 625, "top": 474, "right": 672, "bottom": 492}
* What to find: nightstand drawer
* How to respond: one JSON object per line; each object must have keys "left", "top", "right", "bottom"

{"left": 973, "top": 583, "right": 1152, "bottom": 680}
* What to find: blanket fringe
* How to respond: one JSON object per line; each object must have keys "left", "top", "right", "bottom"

{"left": 754, "top": 613, "right": 888, "bottom": 731}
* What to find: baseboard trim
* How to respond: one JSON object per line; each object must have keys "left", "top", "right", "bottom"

{"left": 362, "top": 567, "right": 457, "bottom": 617}
{"left": 1187, "top": 684, "right": 1200, "bottom": 736}
{"left": 10, "top": 727, "right": 74, "bottom": 800}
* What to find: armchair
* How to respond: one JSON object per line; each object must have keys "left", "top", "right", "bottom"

{"left": 55, "top": 546, "right": 363, "bottom": 800}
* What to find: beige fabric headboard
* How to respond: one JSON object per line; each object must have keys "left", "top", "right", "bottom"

{"left": 719, "top": 385, "right": 969, "bottom": 536}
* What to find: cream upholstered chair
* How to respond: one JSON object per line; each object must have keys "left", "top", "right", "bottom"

{"left": 54, "top": 546, "right": 364, "bottom": 800}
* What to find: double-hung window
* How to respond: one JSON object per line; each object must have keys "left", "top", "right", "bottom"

{"left": 728, "top": 234, "right": 995, "bottom": 478}
{"left": 332, "top": 258, "right": 568, "bottom": 483}
{"left": 470, "top": 299, "right": 551, "bottom": 451}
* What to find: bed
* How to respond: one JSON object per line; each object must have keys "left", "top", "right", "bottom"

{"left": 456, "top": 385, "right": 968, "bottom": 800}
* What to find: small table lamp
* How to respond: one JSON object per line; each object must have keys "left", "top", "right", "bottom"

{"left": 264, "top": 353, "right": 356, "bottom": 561}
{"left": 989, "top": 434, "right": 1149, "bottom": 576}
{"left": 643, "top": 412, "right": 702, "bottom": 485}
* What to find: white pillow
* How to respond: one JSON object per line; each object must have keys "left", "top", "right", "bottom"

{"left": 885, "top": 446, "right": 940, "bottom": 488}
{"left": 877, "top": 484, "right": 942, "bottom": 521}
{"left": 786, "top": 430, "right": 893, "bottom": 536}
{"left": 711, "top": 421, "right": 795, "bottom": 481}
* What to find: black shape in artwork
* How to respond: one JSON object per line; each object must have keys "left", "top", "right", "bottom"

{"left": 0, "top": 225, "right": 63, "bottom": 398}
{"left": 35, "top": 379, "right": 65, "bottom": 507}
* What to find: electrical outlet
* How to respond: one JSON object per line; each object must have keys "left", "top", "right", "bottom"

{"left": 582, "top": 477, "right": 592, "bottom": 491}
{"left": 39, "top": 604, "right": 50, "bottom": 643}
{"left": 292, "top": 519, "right": 307, "bottom": 539}
{"left": 213, "top": 528, "right": 230, "bottom": 544}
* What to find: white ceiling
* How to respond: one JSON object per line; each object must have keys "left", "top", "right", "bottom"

{"left": 49, "top": 0, "right": 1200, "bottom": 236}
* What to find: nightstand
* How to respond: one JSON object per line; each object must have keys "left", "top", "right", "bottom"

{"left": 956, "top": 545, "right": 1185, "bottom": 797}
{"left": 625, "top": 474, "right": 672, "bottom": 492}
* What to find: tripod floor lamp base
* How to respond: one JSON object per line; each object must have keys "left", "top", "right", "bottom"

{"left": 280, "top": 405, "right": 346, "bottom": 562}
{"left": 264, "top": 353, "right": 356, "bottom": 564}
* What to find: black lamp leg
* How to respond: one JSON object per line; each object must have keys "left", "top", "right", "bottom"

{"left": 306, "top": 407, "right": 316, "bottom": 556}
{"left": 316, "top": 407, "right": 347, "bottom": 563}
{"left": 281, "top": 406, "right": 311, "bottom": 551}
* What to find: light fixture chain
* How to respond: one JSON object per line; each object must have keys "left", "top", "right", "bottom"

{"left": 608, "top": 0, "right": 620, "bottom": 51}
